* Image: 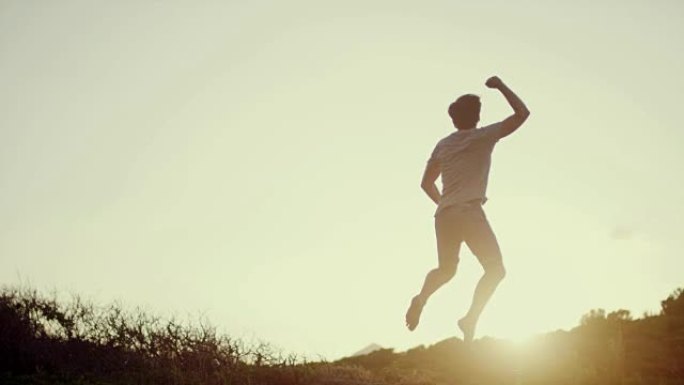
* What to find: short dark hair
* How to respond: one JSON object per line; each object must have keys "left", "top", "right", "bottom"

{"left": 448, "top": 94, "right": 481, "bottom": 129}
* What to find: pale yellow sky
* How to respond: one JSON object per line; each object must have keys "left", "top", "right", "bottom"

{"left": 1, "top": 0, "right": 683, "bottom": 359}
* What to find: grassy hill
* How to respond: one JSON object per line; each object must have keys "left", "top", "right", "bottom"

{"left": 1, "top": 285, "right": 683, "bottom": 385}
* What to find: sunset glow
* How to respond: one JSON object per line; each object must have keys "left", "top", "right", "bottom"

{"left": 1, "top": 1, "right": 683, "bottom": 361}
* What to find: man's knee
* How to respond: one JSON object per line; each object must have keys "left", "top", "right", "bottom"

{"left": 437, "top": 262, "right": 458, "bottom": 281}
{"left": 485, "top": 263, "right": 506, "bottom": 281}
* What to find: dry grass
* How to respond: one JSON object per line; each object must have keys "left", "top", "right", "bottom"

{"left": 1, "top": 284, "right": 684, "bottom": 385}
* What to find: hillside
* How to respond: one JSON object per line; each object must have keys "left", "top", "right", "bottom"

{"left": 1, "top": 285, "right": 683, "bottom": 385}
{"left": 337, "top": 288, "right": 684, "bottom": 384}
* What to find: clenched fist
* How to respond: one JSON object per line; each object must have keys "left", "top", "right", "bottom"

{"left": 485, "top": 76, "right": 503, "bottom": 89}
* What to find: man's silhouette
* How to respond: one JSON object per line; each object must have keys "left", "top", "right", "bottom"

{"left": 405, "top": 76, "right": 530, "bottom": 342}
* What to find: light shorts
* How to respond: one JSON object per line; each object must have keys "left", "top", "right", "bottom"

{"left": 434, "top": 200, "right": 503, "bottom": 269}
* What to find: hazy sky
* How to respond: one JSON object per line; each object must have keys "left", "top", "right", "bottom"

{"left": 1, "top": 0, "right": 683, "bottom": 360}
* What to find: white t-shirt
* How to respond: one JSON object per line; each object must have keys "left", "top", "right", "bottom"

{"left": 427, "top": 122, "right": 504, "bottom": 217}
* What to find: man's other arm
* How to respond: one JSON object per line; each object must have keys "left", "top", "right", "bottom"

{"left": 485, "top": 76, "right": 530, "bottom": 138}
{"left": 421, "top": 160, "right": 441, "bottom": 205}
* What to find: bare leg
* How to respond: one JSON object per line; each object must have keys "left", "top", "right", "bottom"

{"left": 406, "top": 209, "right": 462, "bottom": 331}
{"left": 418, "top": 266, "right": 457, "bottom": 301}
{"left": 458, "top": 264, "right": 505, "bottom": 341}
{"left": 406, "top": 266, "right": 456, "bottom": 331}
{"left": 458, "top": 205, "right": 505, "bottom": 342}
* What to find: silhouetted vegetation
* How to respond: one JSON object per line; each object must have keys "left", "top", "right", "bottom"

{"left": 339, "top": 288, "right": 684, "bottom": 385}
{"left": 1, "top": 284, "right": 683, "bottom": 384}
{"left": 0, "top": 285, "right": 362, "bottom": 385}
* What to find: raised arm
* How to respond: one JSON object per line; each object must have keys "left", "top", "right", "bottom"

{"left": 485, "top": 76, "right": 530, "bottom": 138}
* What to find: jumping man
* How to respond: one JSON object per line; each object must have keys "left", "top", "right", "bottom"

{"left": 405, "top": 76, "right": 530, "bottom": 342}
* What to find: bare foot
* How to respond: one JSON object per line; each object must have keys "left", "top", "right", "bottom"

{"left": 458, "top": 316, "right": 476, "bottom": 342}
{"left": 405, "top": 296, "right": 425, "bottom": 331}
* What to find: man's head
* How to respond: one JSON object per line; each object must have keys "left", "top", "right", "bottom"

{"left": 448, "top": 94, "right": 481, "bottom": 130}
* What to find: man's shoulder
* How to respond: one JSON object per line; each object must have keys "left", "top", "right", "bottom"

{"left": 436, "top": 131, "right": 461, "bottom": 146}
{"left": 471, "top": 122, "right": 505, "bottom": 143}
{"left": 476, "top": 122, "right": 504, "bottom": 135}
